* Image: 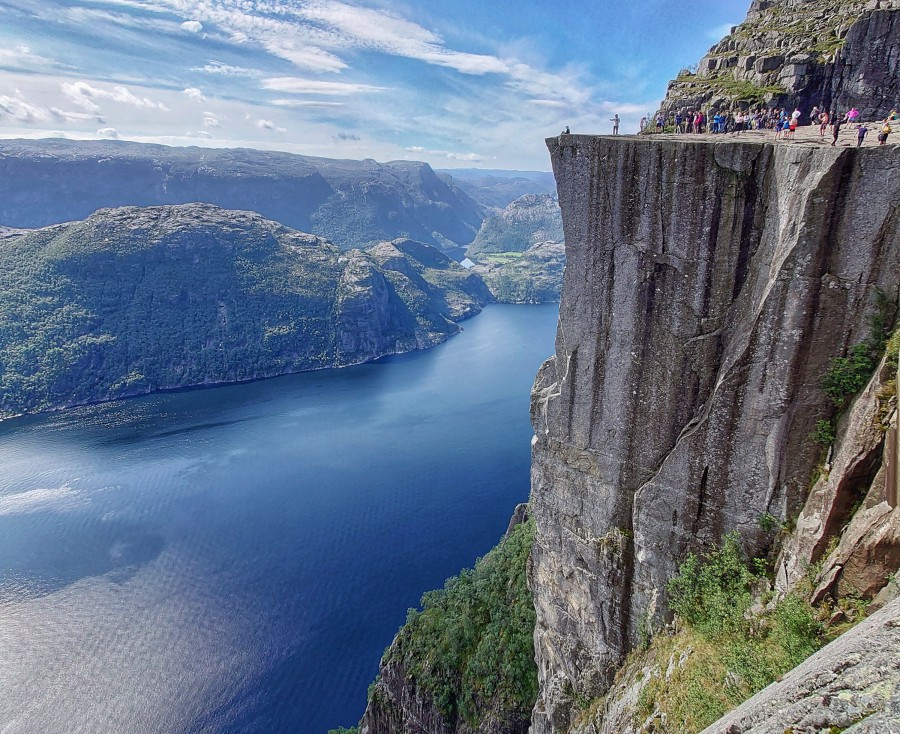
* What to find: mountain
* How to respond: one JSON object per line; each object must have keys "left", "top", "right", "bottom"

{"left": 438, "top": 169, "right": 557, "bottom": 209}
{"left": 0, "top": 204, "right": 491, "bottom": 418}
{"left": 467, "top": 194, "right": 563, "bottom": 257}
{"left": 659, "top": 0, "right": 900, "bottom": 117}
{"left": 470, "top": 241, "right": 564, "bottom": 304}
{"left": 0, "top": 139, "right": 483, "bottom": 255}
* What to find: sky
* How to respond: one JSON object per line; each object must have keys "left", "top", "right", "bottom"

{"left": 0, "top": 0, "right": 751, "bottom": 170}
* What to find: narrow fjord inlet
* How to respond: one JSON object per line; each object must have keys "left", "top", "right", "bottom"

{"left": 0, "top": 304, "right": 559, "bottom": 734}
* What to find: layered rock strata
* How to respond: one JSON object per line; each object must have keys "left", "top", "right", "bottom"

{"left": 529, "top": 134, "right": 899, "bottom": 732}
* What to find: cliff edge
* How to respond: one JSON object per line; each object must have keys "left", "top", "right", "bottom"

{"left": 530, "top": 134, "right": 899, "bottom": 732}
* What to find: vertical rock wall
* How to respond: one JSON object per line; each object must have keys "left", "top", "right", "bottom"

{"left": 529, "top": 135, "right": 899, "bottom": 733}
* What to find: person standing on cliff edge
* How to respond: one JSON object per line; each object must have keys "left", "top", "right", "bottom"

{"left": 610, "top": 114, "right": 620, "bottom": 135}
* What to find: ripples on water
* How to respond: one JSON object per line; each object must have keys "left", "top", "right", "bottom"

{"left": 0, "top": 304, "right": 559, "bottom": 734}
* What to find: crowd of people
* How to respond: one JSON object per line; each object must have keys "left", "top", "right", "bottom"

{"left": 634, "top": 106, "right": 897, "bottom": 145}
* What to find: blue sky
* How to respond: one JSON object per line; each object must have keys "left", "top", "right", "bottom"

{"left": 0, "top": 0, "right": 749, "bottom": 170}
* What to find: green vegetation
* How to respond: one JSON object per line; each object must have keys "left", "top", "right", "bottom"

{"left": 674, "top": 72, "right": 786, "bottom": 104}
{"left": 633, "top": 534, "right": 826, "bottom": 732}
{"left": 0, "top": 206, "right": 490, "bottom": 417}
{"left": 480, "top": 251, "right": 524, "bottom": 265}
{"left": 811, "top": 419, "right": 836, "bottom": 446}
{"left": 822, "top": 342, "right": 879, "bottom": 408}
{"left": 380, "top": 520, "right": 538, "bottom": 729}
{"left": 473, "top": 242, "right": 565, "bottom": 304}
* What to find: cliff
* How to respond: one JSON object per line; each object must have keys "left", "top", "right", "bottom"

{"left": 0, "top": 139, "right": 483, "bottom": 254}
{"left": 530, "top": 134, "right": 899, "bottom": 732}
{"left": 0, "top": 204, "right": 490, "bottom": 418}
{"left": 659, "top": 1, "right": 900, "bottom": 117}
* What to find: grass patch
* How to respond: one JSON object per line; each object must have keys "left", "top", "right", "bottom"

{"left": 478, "top": 251, "right": 525, "bottom": 265}
{"left": 634, "top": 534, "right": 827, "bottom": 733}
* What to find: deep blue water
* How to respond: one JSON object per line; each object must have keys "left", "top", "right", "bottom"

{"left": 0, "top": 303, "right": 559, "bottom": 734}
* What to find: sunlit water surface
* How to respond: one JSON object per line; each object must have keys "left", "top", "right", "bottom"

{"left": 0, "top": 304, "right": 559, "bottom": 734}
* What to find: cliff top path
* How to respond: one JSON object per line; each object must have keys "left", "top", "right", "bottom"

{"left": 579, "top": 120, "right": 899, "bottom": 148}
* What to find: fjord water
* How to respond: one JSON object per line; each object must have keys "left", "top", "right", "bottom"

{"left": 0, "top": 303, "right": 558, "bottom": 734}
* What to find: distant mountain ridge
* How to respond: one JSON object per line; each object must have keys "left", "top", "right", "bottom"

{"left": 0, "top": 203, "right": 491, "bottom": 418}
{"left": 468, "top": 193, "right": 563, "bottom": 257}
{"left": 438, "top": 168, "right": 556, "bottom": 209}
{"left": 0, "top": 139, "right": 483, "bottom": 255}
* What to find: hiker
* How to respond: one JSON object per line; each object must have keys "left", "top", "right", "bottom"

{"left": 610, "top": 114, "right": 620, "bottom": 135}
{"left": 857, "top": 124, "right": 869, "bottom": 146}
{"left": 845, "top": 107, "right": 860, "bottom": 124}
{"left": 878, "top": 119, "right": 892, "bottom": 145}
{"left": 831, "top": 115, "right": 842, "bottom": 146}
{"left": 819, "top": 110, "right": 830, "bottom": 137}
{"left": 810, "top": 105, "right": 820, "bottom": 125}
{"left": 639, "top": 116, "right": 647, "bottom": 132}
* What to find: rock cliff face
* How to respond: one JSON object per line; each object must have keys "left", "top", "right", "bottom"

{"left": 529, "top": 134, "right": 899, "bottom": 732}
{"left": 0, "top": 139, "right": 483, "bottom": 254}
{"left": 0, "top": 204, "right": 490, "bottom": 417}
{"left": 659, "top": 1, "right": 900, "bottom": 117}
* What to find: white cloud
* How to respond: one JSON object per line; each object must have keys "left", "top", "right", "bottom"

{"left": 181, "top": 19, "right": 203, "bottom": 32}
{"left": 404, "top": 145, "right": 484, "bottom": 162}
{"left": 256, "top": 118, "right": 286, "bottom": 133}
{"left": 97, "top": 126, "right": 119, "bottom": 138}
{"left": 0, "top": 93, "right": 51, "bottom": 123}
{"left": 202, "top": 112, "right": 221, "bottom": 127}
{"left": 166, "top": 3, "right": 349, "bottom": 72}
{"left": 193, "top": 62, "right": 259, "bottom": 77}
{"left": 0, "top": 45, "right": 63, "bottom": 72}
{"left": 262, "top": 77, "right": 385, "bottom": 96}
{"left": 183, "top": 87, "right": 205, "bottom": 101}
{"left": 61, "top": 81, "right": 170, "bottom": 112}
{"left": 50, "top": 107, "right": 105, "bottom": 123}
{"left": 272, "top": 99, "right": 345, "bottom": 108}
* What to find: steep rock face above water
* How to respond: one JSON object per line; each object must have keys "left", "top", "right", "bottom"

{"left": 0, "top": 204, "right": 490, "bottom": 418}
{"left": 530, "top": 135, "right": 899, "bottom": 733}
{"left": 0, "top": 139, "right": 483, "bottom": 253}
{"left": 659, "top": 1, "right": 900, "bottom": 117}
